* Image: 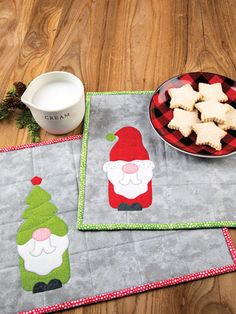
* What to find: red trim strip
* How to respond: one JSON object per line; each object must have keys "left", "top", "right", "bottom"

{"left": 18, "top": 228, "right": 236, "bottom": 314}
{"left": 0, "top": 134, "right": 82, "bottom": 153}
{"left": 223, "top": 228, "right": 236, "bottom": 263}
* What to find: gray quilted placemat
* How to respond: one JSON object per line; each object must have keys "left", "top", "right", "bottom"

{"left": 0, "top": 137, "right": 236, "bottom": 313}
{"left": 78, "top": 91, "right": 236, "bottom": 230}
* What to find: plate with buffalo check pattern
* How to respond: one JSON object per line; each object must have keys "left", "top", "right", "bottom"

{"left": 149, "top": 72, "right": 236, "bottom": 158}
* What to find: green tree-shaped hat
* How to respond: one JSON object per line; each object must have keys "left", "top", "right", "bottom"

{"left": 16, "top": 176, "right": 68, "bottom": 245}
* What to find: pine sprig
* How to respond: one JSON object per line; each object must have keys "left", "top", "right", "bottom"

{"left": 0, "top": 83, "right": 26, "bottom": 119}
{"left": 0, "top": 89, "right": 16, "bottom": 120}
{"left": 16, "top": 109, "right": 41, "bottom": 143}
{"left": 0, "top": 103, "right": 12, "bottom": 120}
{"left": 0, "top": 82, "right": 41, "bottom": 142}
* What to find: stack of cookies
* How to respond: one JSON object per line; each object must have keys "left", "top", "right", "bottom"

{"left": 167, "top": 82, "right": 236, "bottom": 151}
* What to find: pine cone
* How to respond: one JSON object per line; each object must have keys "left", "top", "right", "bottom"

{"left": 3, "top": 96, "right": 14, "bottom": 107}
{"left": 13, "top": 81, "right": 27, "bottom": 97}
{"left": 17, "top": 101, "right": 26, "bottom": 110}
{"left": 3, "top": 95, "right": 25, "bottom": 109}
{"left": 12, "top": 96, "right": 26, "bottom": 109}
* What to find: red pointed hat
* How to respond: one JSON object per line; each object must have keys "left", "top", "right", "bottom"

{"left": 110, "top": 126, "right": 149, "bottom": 162}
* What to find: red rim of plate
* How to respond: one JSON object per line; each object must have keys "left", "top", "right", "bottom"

{"left": 149, "top": 72, "right": 236, "bottom": 158}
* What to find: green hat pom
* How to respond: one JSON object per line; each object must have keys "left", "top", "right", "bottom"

{"left": 106, "top": 133, "right": 116, "bottom": 141}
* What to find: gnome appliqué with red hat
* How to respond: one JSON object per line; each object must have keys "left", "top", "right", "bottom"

{"left": 103, "top": 126, "right": 155, "bottom": 211}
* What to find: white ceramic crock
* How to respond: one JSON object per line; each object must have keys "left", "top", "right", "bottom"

{"left": 21, "top": 71, "right": 85, "bottom": 134}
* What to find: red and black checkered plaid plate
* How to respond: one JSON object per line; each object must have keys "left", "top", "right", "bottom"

{"left": 149, "top": 72, "right": 236, "bottom": 157}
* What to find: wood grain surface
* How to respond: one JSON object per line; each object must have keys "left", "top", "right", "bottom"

{"left": 1, "top": 0, "right": 236, "bottom": 313}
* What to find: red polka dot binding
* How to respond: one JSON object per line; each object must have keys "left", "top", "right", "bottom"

{"left": 0, "top": 135, "right": 82, "bottom": 153}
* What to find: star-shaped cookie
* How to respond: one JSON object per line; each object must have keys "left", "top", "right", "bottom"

{"left": 218, "top": 105, "right": 236, "bottom": 130}
{"left": 195, "top": 100, "right": 230, "bottom": 124}
{"left": 168, "top": 109, "right": 201, "bottom": 137}
{"left": 199, "top": 82, "right": 228, "bottom": 102}
{"left": 168, "top": 84, "right": 202, "bottom": 111}
{"left": 192, "top": 122, "right": 227, "bottom": 151}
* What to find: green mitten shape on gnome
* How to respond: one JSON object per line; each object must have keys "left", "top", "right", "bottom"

{"left": 16, "top": 176, "right": 70, "bottom": 292}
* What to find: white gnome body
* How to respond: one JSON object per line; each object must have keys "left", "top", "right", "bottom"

{"left": 103, "top": 160, "right": 155, "bottom": 199}
{"left": 17, "top": 227, "right": 69, "bottom": 276}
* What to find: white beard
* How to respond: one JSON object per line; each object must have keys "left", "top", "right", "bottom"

{"left": 17, "top": 234, "right": 69, "bottom": 276}
{"left": 103, "top": 160, "right": 155, "bottom": 199}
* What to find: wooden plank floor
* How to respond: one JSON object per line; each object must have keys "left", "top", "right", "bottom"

{"left": 1, "top": 0, "right": 236, "bottom": 313}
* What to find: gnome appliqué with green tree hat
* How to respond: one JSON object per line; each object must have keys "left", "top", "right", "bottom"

{"left": 16, "top": 176, "right": 70, "bottom": 293}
